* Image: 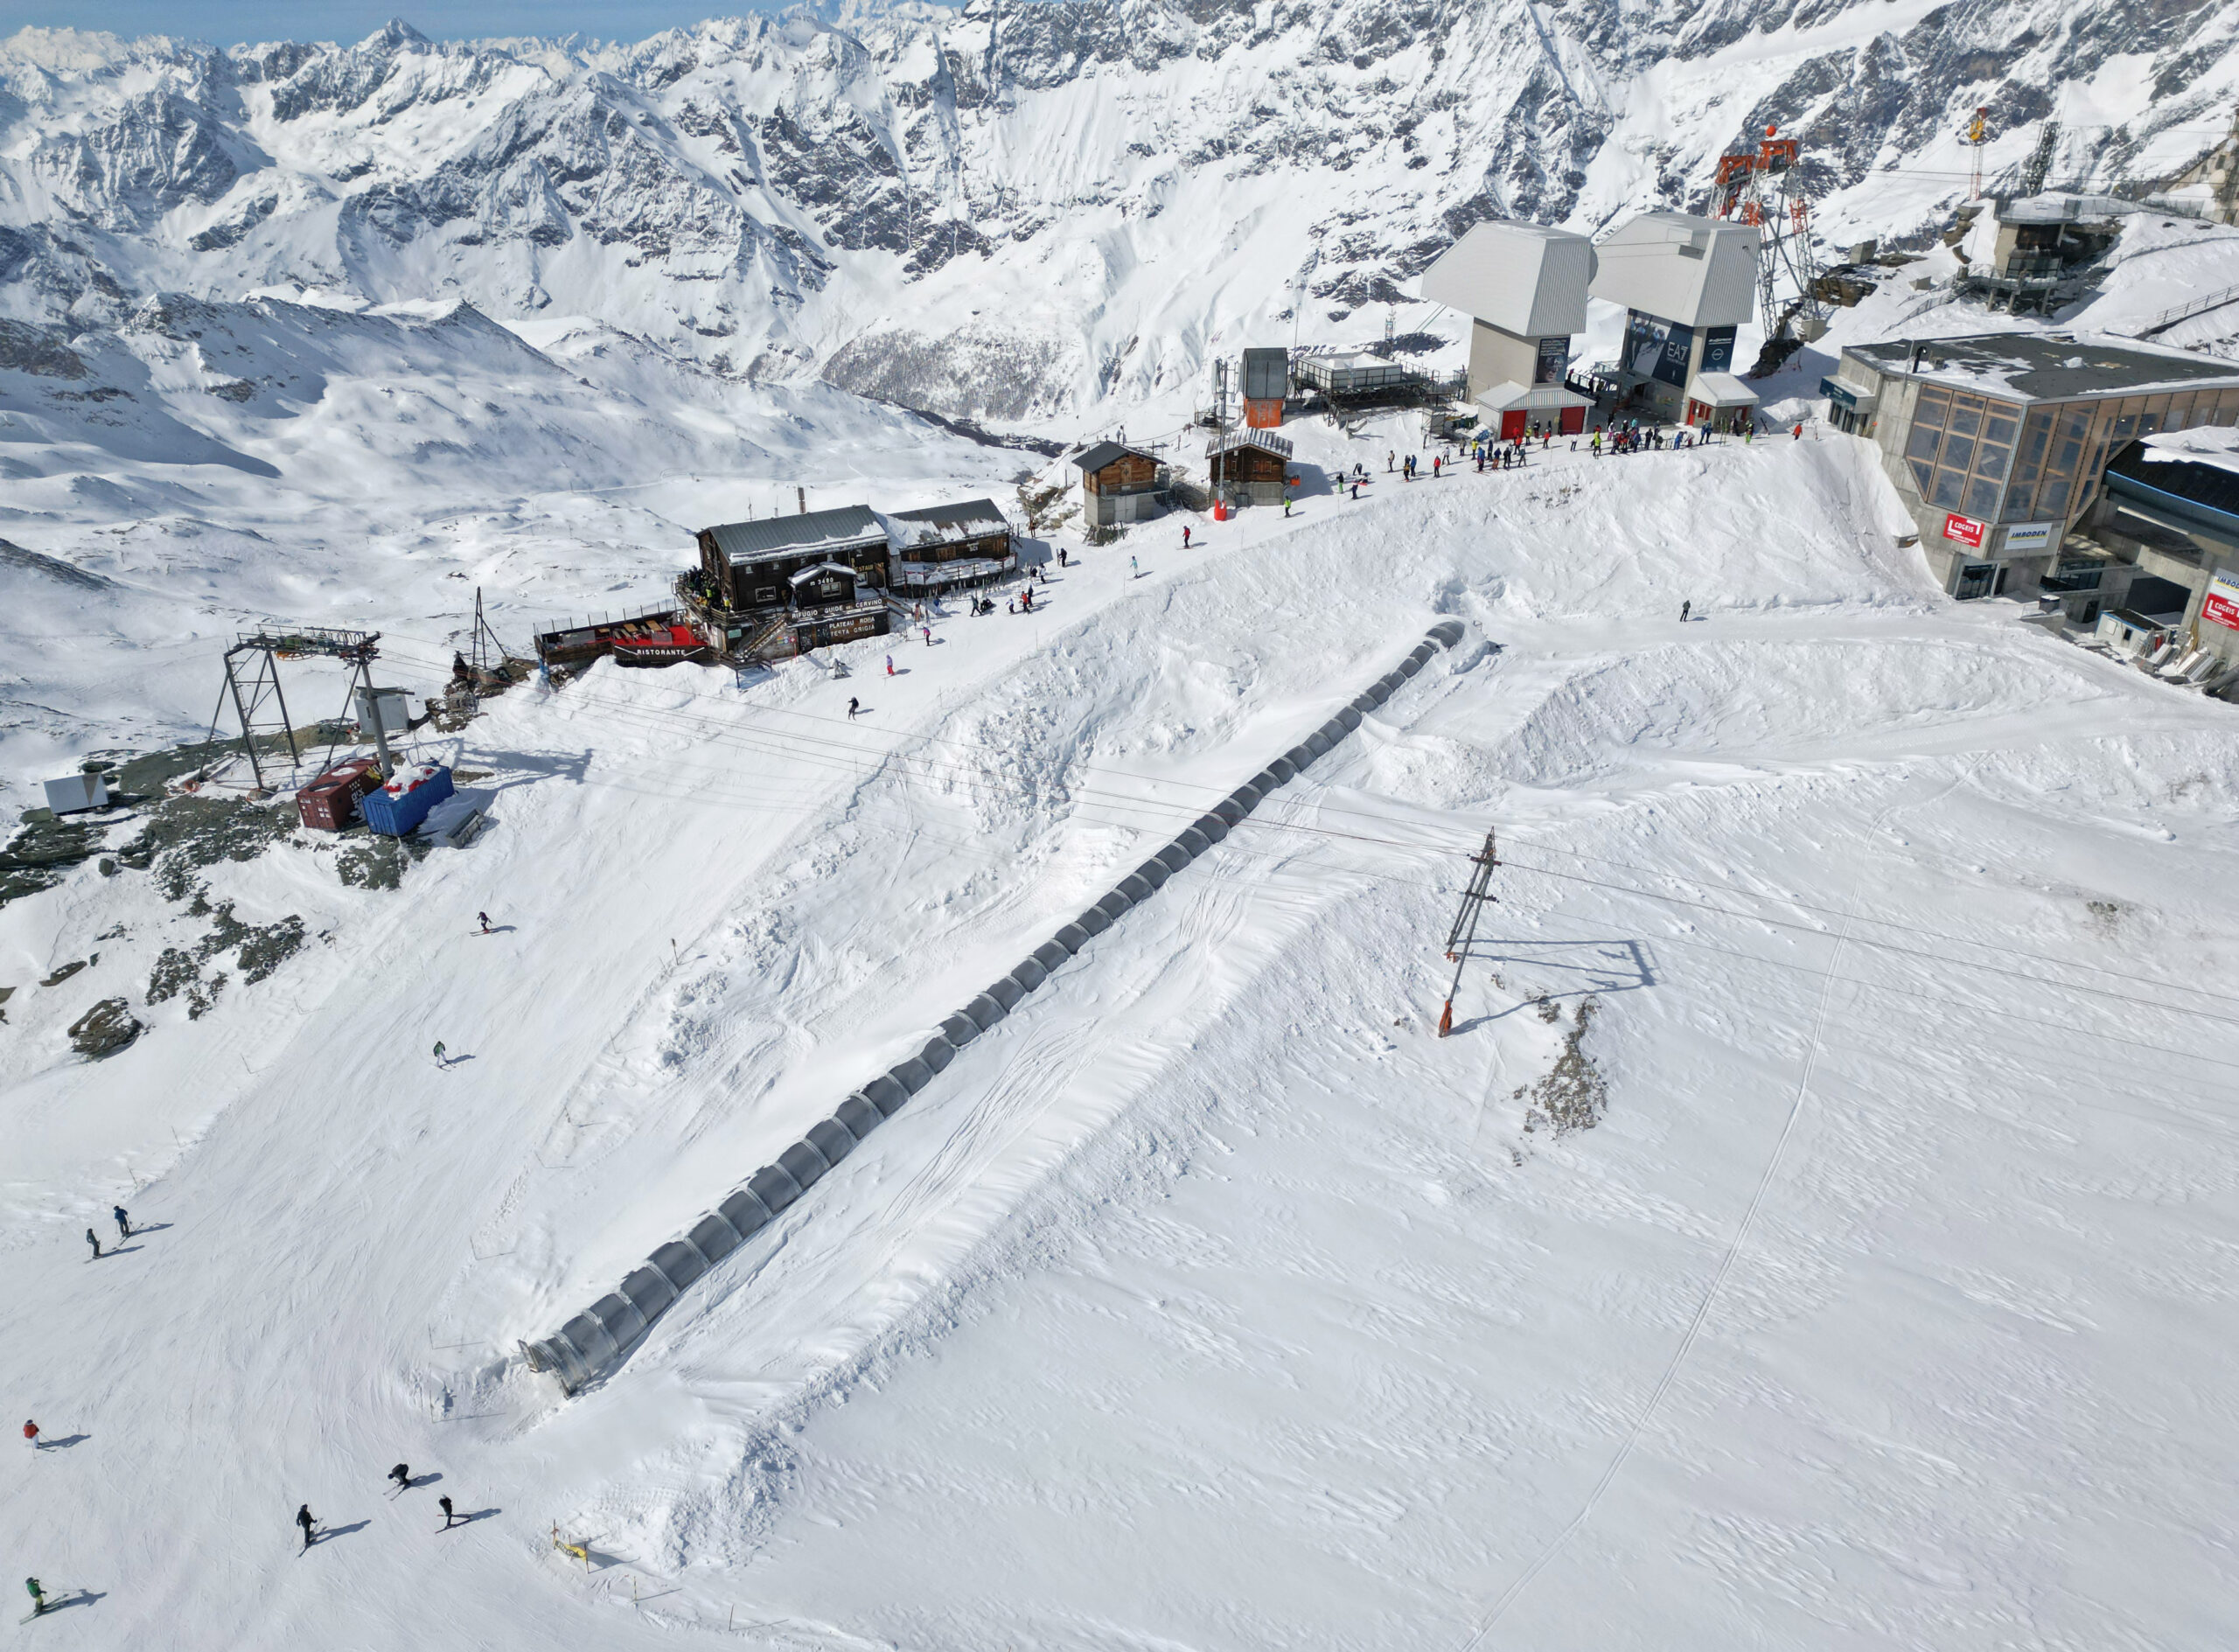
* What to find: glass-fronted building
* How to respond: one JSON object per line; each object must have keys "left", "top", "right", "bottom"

{"left": 1821, "top": 333, "right": 2239, "bottom": 600}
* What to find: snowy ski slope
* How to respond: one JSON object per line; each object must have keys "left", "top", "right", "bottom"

{"left": 4, "top": 406, "right": 2238, "bottom": 1648}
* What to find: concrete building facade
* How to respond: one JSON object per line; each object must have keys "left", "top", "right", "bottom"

{"left": 1822, "top": 332, "right": 2239, "bottom": 603}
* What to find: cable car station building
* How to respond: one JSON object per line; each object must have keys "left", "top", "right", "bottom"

{"left": 1587, "top": 212, "right": 1761, "bottom": 429}
{"left": 1419, "top": 220, "right": 1597, "bottom": 439}
{"left": 1822, "top": 332, "right": 2239, "bottom": 601}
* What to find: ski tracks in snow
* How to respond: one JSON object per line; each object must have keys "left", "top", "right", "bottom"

{"left": 1458, "top": 777, "right": 1949, "bottom": 1648}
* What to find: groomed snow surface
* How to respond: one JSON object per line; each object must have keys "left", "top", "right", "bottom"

{"left": 6, "top": 424, "right": 2239, "bottom": 1649}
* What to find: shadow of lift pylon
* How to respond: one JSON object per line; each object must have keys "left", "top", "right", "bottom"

{"left": 1438, "top": 827, "right": 1500, "bottom": 1038}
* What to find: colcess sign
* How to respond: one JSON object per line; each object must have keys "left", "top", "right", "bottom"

{"left": 1943, "top": 512, "right": 1987, "bottom": 548}
{"left": 2206, "top": 568, "right": 2239, "bottom": 631}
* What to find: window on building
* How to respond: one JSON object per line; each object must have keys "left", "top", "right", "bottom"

{"left": 1963, "top": 475, "right": 1999, "bottom": 519}
{"left": 1972, "top": 401, "right": 2017, "bottom": 486}
{"left": 1931, "top": 467, "right": 1966, "bottom": 508}
{"left": 2010, "top": 407, "right": 2054, "bottom": 496}
{"left": 1908, "top": 458, "right": 1935, "bottom": 495}
{"left": 1955, "top": 562, "right": 1998, "bottom": 601}
{"left": 1946, "top": 396, "right": 1983, "bottom": 439}
{"left": 1915, "top": 386, "right": 1950, "bottom": 428}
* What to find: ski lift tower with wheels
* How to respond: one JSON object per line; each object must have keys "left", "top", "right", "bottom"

{"left": 1712, "top": 123, "right": 1829, "bottom": 373}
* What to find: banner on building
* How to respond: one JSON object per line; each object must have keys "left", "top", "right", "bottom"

{"left": 1943, "top": 512, "right": 1987, "bottom": 548}
{"left": 2206, "top": 568, "right": 2239, "bottom": 631}
{"left": 1653, "top": 322, "right": 1695, "bottom": 388}
{"left": 2002, "top": 521, "right": 2058, "bottom": 553}
{"left": 1701, "top": 325, "right": 1736, "bottom": 375}
{"left": 1534, "top": 335, "right": 1569, "bottom": 386}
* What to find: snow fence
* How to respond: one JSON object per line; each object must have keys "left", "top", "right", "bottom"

{"left": 520, "top": 619, "right": 1468, "bottom": 1393}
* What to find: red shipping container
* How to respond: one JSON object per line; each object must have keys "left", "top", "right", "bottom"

{"left": 297, "top": 758, "right": 379, "bottom": 832}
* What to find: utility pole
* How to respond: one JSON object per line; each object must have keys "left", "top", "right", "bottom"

{"left": 1437, "top": 828, "right": 1499, "bottom": 1037}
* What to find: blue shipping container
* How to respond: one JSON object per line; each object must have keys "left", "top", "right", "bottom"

{"left": 361, "top": 765, "right": 454, "bottom": 837}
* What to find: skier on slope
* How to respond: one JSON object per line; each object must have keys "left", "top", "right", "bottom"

{"left": 388, "top": 1463, "right": 411, "bottom": 1494}
{"left": 84, "top": 1229, "right": 100, "bottom": 1260}
{"left": 431, "top": 1042, "right": 448, "bottom": 1069}
{"left": 478, "top": 912, "right": 491, "bottom": 935}
{"left": 113, "top": 1205, "right": 129, "bottom": 1242}
{"left": 439, "top": 1495, "right": 459, "bottom": 1530}
{"left": 24, "top": 1579, "right": 43, "bottom": 1616}
{"left": 884, "top": 655, "right": 894, "bottom": 677}
{"left": 847, "top": 696, "right": 860, "bottom": 721}
{"left": 1681, "top": 600, "right": 1691, "bottom": 623}
{"left": 296, "top": 1504, "right": 317, "bottom": 1551}
{"left": 1130, "top": 556, "right": 1139, "bottom": 579}
{"left": 21, "top": 1422, "right": 37, "bottom": 1449}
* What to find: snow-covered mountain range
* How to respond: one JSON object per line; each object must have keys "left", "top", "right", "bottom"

{"left": 4, "top": 0, "right": 2237, "bottom": 420}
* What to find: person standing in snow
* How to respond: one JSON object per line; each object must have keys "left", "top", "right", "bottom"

{"left": 24, "top": 1579, "right": 44, "bottom": 1616}
{"left": 296, "top": 1504, "right": 317, "bottom": 1551}
{"left": 1282, "top": 497, "right": 1292, "bottom": 517}
{"left": 85, "top": 1228, "right": 100, "bottom": 1260}
{"left": 113, "top": 1205, "right": 129, "bottom": 1242}
{"left": 885, "top": 655, "right": 895, "bottom": 676}
{"left": 1793, "top": 421, "right": 1803, "bottom": 440}
{"left": 1386, "top": 450, "right": 1395, "bottom": 472}
{"left": 22, "top": 1421, "right": 38, "bottom": 1449}
{"left": 1058, "top": 547, "right": 1068, "bottom": 568}
{"left": 1681, "top": 600, "right": 1691, "bottom": 623}
{"left": 439, "top": 1495, "right": 459, "bottom": 1530}
{"left": 1432, "top": 456, "right": 1441, "bottom": 479}
{"left": 388, "top": 1463, "right": 411, "bottom": 1494}
{"left": 847, "top": 696, "right": 860, "bottom": 720}
{"left": 1182, "top": 524, "right": 1192, "bottom": 550}
{"left": 431, "top": 1042, "right": 448, "bottom": 1069}
{"left": 1351, "top": 481, "right": 1360, "bottom": 499}
{"left": 1130, "top": 556, "right": 1140, "bottom": 579}
{"left": 478, "top": 912, "right": 491, "bottom": 934}
{"left": 921, "top": 625, "right": 931, "bottom": 647}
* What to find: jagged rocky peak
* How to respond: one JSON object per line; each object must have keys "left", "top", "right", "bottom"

{"left": 0, "top": 0, "right": 2231, "bottom": 420}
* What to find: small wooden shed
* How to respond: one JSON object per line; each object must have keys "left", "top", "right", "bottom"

{"left": 1074, "top": 442, "right": 1166, "bottom": 527}
{"left": 1207, "top": 428, "right": 1295, "bottom": 507}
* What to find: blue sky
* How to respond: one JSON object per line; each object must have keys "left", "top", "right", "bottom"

{"left": 1, "top": 3, "right": 820, "bottom": 44}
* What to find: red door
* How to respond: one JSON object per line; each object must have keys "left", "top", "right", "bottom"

{"left": 1558, "top": 406, "right": 1585, "bottom": 436}
{"left": 1501, "top": 409, "right": 1527, "bottom": 441}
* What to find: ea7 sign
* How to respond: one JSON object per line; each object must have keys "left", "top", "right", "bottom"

{"left": 1943, "top": 512, "right": 1987, "bottom": 548}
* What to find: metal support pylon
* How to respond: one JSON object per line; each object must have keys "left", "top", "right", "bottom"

{"left": 1438, "top": 828, "right": 1499, "bottom": 1037}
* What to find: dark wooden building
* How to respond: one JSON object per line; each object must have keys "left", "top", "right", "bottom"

{"left": 689, "top": 505, "right": 894, "bottom": 659}
{"left": 1207, "top": 428, "right": 1295, "bottom": 506}
{"left": 886, "top": 498, "right": 1015, "bottom": 592}
{"left": 695, "top": 506, "right": 893, "bottom": 612}
{"left": 1074, "top": 442, "right": 1167, "bottom": 527}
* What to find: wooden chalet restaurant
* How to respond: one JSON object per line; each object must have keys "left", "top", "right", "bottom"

{"left": 538, "top": 496, "right": 1020, "bottom": 672}
{"left": 886, "top": 498, "right": 1017, "bottom": 594}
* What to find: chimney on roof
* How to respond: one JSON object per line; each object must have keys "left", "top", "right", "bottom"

{"left": 1908, "top": 342, "right": 1924, "bottom": 373}
{"left": 798, "top": 486, "right": 806, "bottom": 515}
